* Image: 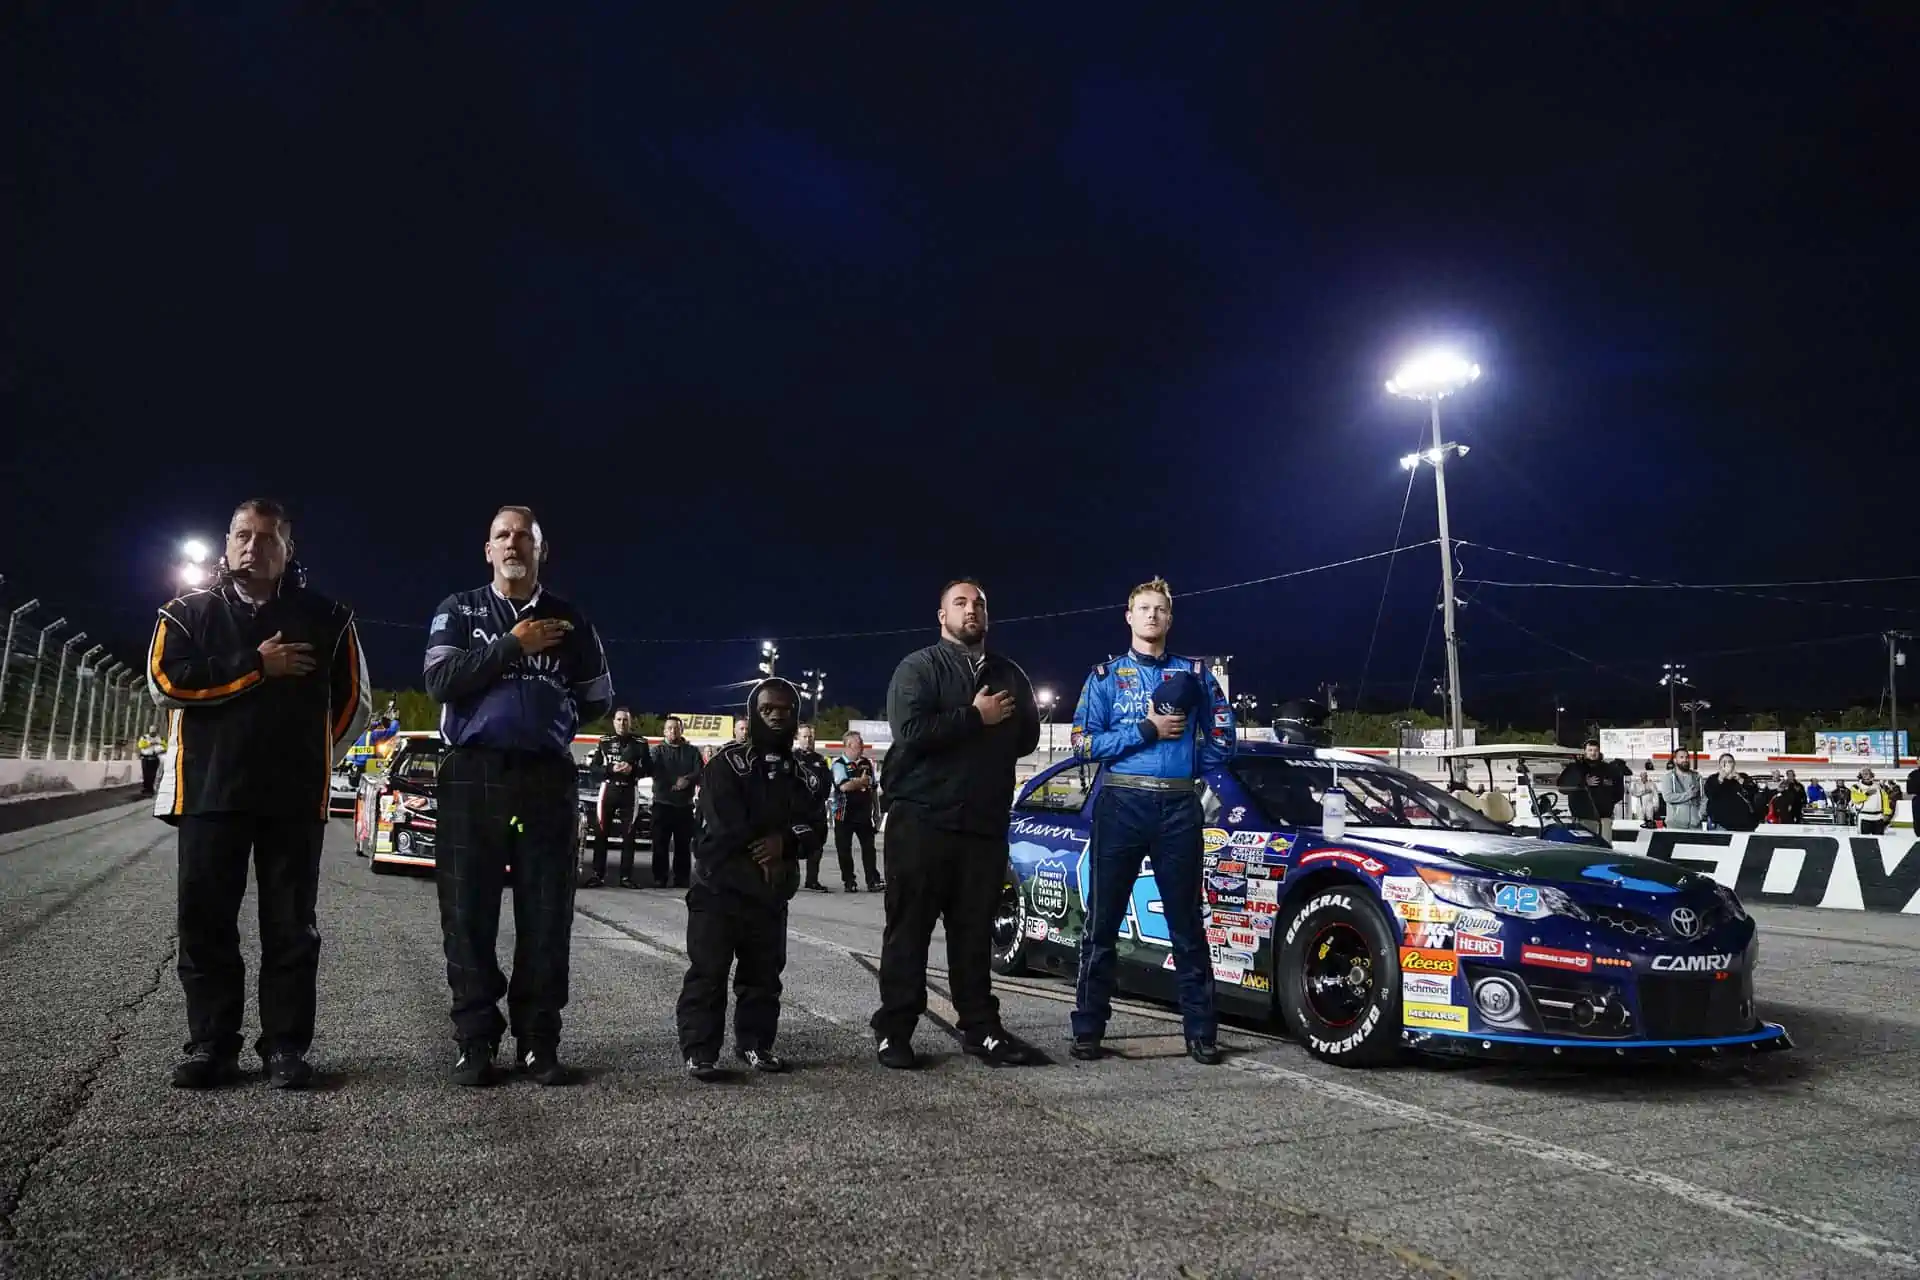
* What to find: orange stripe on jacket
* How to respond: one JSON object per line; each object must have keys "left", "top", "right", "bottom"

{"left": 149, "top": 617, "right": 263, "bottom": 702}
{"left": 330, "top": 625, "right": 362, "bottom": 744}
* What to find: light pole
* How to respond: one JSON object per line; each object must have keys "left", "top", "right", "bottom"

{"left": 758, "top": 640, "right": 779, "bottom": 679}
{"left": 1037, "top": 688, "right": 1056, "bottom": 755}
{"left": 18, "top": 617, "right": 66, "bottom": 758}
{"left": 0, "top": 598, "right": 39, "bottom": 719}
{"left": 1554, "top": 698, "right": 1566, "bottom": 747}
{"left": 88, "top": 661, "right": 121, "bottom": 760}
{"left": 119, "top": 671, "right": 139, "bottom": 751}
{"left": 799, "top": 668, "right": 826, "bottom": 724}
{"left": 1659, "top": 663, "right": 1690, "bottom": 754}
{"left": 1887, "top": 631, "right": 1910, "bottom": 769}
{"left": 68, "top": 644, "right": 103, "bottom": 759}
{"left": 43, "top": 630, "right": 87, "bottom": 759}
{"left": 1680, "top": 699, "right": 1710, "bottom": 757}
{"left": 1390, "top": 350, "right": 1480, "bottom": 748}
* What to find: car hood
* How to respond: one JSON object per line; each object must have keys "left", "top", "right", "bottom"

{"left": 1338, "top": 827, "right": 1698, "bottom": 892}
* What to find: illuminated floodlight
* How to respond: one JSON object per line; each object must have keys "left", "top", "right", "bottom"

{"left": 1385, "top": 351, "right": 1482, "bottom": 401}
{"left": 182, "top": 538, "right": 211, "bottom": 563}
{"left": 179, "top": 564, "right": 208, "bottom": 587}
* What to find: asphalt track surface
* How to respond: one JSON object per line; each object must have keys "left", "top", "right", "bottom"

{"left": 2, "top": 806, "right": 1917, "bottom": 1278}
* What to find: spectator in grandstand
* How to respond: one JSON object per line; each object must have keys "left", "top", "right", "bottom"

{"left": 1805, "top": 777, "right": 1827, "bottom": 806}
{"left": 1628, "top": 762, "right": 1659, "bottom": 827}
{"left": 648, "top": 716, "right": 702, "bottom": 888}
{"left": 872, "top": 579, "right": 1041, "bottom": 1071}
{"left": 792, "top": 723, "right": 835, "bottom": 891}
{"left": 1705, "top": 754, "right": 1761, "bottom": 832}
{"left": 425, "top": 505, "right": 612, "bottom": 1087}
{"left": 148, "top": 499, "right": 370, "bottom": 1090}
{"left": 1772, "top": 769, "right": 1808, "bottom": 823}
{"left": 1854, "top": 768, "right": 1897, "bottom": 835}
{"left": 1556, "top": 739, "right": 1628, "bottom": 840}
{"left": 1658, "top": 750, "right": 1706, "bottom": 829}
{"left": 830, "top": 730, "right": 884, "bottom": 892}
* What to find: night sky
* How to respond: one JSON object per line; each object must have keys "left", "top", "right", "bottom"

{"left": 7, "top": 8, "right": 1915, "bottom": 728}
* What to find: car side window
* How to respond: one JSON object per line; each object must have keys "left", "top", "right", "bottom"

{"left": 1019, "top": 763, "right": 1099, "bottom": 813}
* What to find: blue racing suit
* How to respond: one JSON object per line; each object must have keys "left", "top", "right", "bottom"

{"left": 1069, "top": 651, "right": 1234, "bottom": 1042}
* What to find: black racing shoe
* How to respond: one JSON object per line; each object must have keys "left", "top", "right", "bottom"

{"left": 875, "top": 1036, "right": 917, "bottom": 1070}
{"left": 736, "top": 1047, "right": 788, "bottom": 1073}
{"left": 804, "top": 882, "right": 830, "bottom": 893}
{"left": 963, "top": 1029, "right": 1035, "bottom": 1067}
{"left": 581, "top": 874, "right": 605, "bottom": 889}
{"left": 1186, "top": 1038, "right": 1223, "bottom": 1066}
{"left": 516, "top": 1041, "right": 568, "bottom": 1086}
{"left": 685, "top": 1055, "right": 724, "bottom": 1082}
{"left": 451, "top": 1039, "right": 500, "bottom": 1087}
{"left": 1068, "top": 1035, "right": 1104, "bottom": 1062}
{"left": 264, "top": 1050, "right": 314, "bottom": 1090}
{"left": 618, "top": 878, "right": 637, "bottom": 889}
{"left": 866, "top": 878, "right": 885, "bottom": 892}
{"left": 170, "top": 1047, "right": 241, "bottom": 1090}
{"left": 842, "top": 883, "right": 859, "bottom": 893}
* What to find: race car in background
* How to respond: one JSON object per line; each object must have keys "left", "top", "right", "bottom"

{"left": 354, "top": 735, "right": 446, "bottom": 873}
{"left": 995, "top": 742, "right": 1789, "bottom": 1067}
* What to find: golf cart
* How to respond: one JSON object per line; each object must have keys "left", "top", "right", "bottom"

{"left": 1434, "top": 744, "right": 1610, "bottom": 846}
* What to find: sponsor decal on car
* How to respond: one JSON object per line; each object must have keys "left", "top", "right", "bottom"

{"left": 1216, "top": 860, "right": 1247, "bottom": 876}
{"left": 1228, "top": 830, "right": 1270, "bottom": 848}
{"left": 1211, "top": 893, "right": 1247, "bottom": 909}
{"left": 1297, "top": 849, "right": 1386, "bottom": 875}
{"left": 1520, "top": 945, "right": 1593, "bottom": 973}
{"left": 1392, "top": 901, "right": 1458, "bottom": 924}
{"left": 1011, "top": 818, "right": 1085, "bottom": 844}
{"left": 1206, "top": 872, "right": 1247, "bottom": 894}
{"left": 1024, "top": 917, "right": 1049, "bottom": 940}
{"left": 1309, "top": 1003, "right": 1381, "bottom": 1055}
{"left": 1227, "top": 927, "right": 1259, "bottom": 951}
{"left": 1399, "top": 947, "right": 1459, "bottom": 976}
{"left": 1401, "top": 923, "right": 1454, "bottom": 950}
{"left": 1162, "top": 953, "right": 1176, "bottom": 970}
{"left": 1250, "top": 915, "right": 1274, "bottom": 937}
{"left": 1226, "top": 806, "right": 1246, "bottom": 824}
{"left": 1045, "top": 927, "right": 1068, "bottom": 945}
{"left": 1206, "top": 927, "right": 1229, "bottom": 946}
{"left": 1243, "top": 972, "right": 1271, "bottom": 992}
{"left": 1033, "top": 861, "right": 1070, "bottom": 918}
{"left": 1494, "top": 883, "right": 1541, "bottom": 914}
{"left": 1380, "top": 876, "right": 1428, "bottom": 903}
{"left": 1594, "top": 954, "right": 1633, "bottom": 969}
{"left": 1402, "top": 1002, "right": 1470, "bottom": 1031}
{"left": 1454, "top": 932, "right": 1504, "bottom": 958}
{"left": 1202, "top": 828, "right": 1231, "bottom": 854}
{"left": 1210, "top": 910, "right": 1252, "bottom": 928}
{"left": 1401, "top": 973, "right": 1455, "bottom": 1004}
{"left": 1264, "top": 834, "right": 1294, "bottom": 855}
{"left": 1286, "top": 893, "right": 1353, "bottom": 945}
{"left": 1247, "top": 879, "right": 1280, "bottom": 904}
{"left": 1650, "top": 952, "right": 1735, "bottom": 972}
{"left": 1453, "top": 908, "right": 1501, "bottom": 934}
{"left": 1213, "top": 961, "right": 1248, "bottom": 984}
{"left": 1247, "top": 865, "right": 1273, "bottom": 879}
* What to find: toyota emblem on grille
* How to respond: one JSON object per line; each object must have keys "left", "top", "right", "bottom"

{"left": 1669, "top": 907, "right": 1701, "bottom": 938}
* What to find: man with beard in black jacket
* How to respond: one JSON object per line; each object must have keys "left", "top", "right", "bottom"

{"left": 677, "top": 679, "right": 827, "bottom": 1079}
{"left": 1556, "top": 739, "right": 1629, "bottom": 841}
{"left": 585, "top": 707, "right": 650, "bottom": 888}
{"left": 871, "top": 579, "right": 1041, "bottom": 1070}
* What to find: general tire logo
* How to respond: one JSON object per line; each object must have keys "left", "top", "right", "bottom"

{"left": 1285, "top": 893, "right": 1351, "bottom": 945}
{"left": 1308, "top": 1003, "right": 1380, "bottom": 1056}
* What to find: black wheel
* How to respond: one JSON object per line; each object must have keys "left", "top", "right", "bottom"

{"left": 990, "top": 870, "right": 1031, "bottom": 977}
{"left": 1278, "top": 886, "right": 1402, "bottom": 1067}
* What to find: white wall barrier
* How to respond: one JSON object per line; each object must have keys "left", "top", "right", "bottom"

{"left": 1610, "top": 826, "right": 1920, "bottom": 914}
{"left": 0, "top": 759, "right": 138, "bottom": 802}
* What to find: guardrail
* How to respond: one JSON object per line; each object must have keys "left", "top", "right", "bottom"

{"left": 0, "top": 576, "right": 146, "bottom": 762}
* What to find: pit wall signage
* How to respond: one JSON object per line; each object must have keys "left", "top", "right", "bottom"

{"left": 1611, "top": 828, "right": 1920, "bottom": 913}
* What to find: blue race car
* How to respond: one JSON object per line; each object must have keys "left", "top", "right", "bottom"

{"left": 997, "top": 743, "right": 1791, "bottom": 1067}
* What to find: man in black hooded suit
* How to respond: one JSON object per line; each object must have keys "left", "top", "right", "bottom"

{"left": 676, "top": 677, "right": 827, "bottom": 1079}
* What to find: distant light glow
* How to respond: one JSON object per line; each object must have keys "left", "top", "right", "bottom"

{"left": 1037, "top": 688, "right": 1056, "bottom": 707}
{"left": 182, "top": 539, "right": 211, "bottom": 563}
{"left": 1386, "top": 351, "right": 1482, "bottom": 400}
{"left": 179, "top": 564, "right": 208, "bottom": 587}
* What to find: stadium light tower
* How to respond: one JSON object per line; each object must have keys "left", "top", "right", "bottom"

{"left": 68, "top": 644, "right": 103, "bottom": 759}
{"left": 1659, "top": 663, "right": 1691, "bottom": 754}
{"left": 0, "top": 598, "right": 40, "bottom": 719}
{"left": 1389, "top": 349, "right": 1480, "bottom": 748}
{"left": 177, "top": 537, "right": 216, "bottom": 588}
{"left": 757, "top": 640, "right": 779, "bottom": 678}
{"left": 1036, "top": 687, "right": 1056, "bottom": 754}
{"left": 18, "top": 617, "right": 65, "bottom": 758}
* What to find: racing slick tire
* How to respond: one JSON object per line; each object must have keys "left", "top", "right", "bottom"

{"left": 1278, "top": 885, "right": 1402, "bottom": 1068}
{"left": 989, "top": 869, "right": 1032, "bottom": 977}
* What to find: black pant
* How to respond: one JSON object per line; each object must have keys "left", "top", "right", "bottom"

{"left": 590, "top": 783, "right": 641, "bottom": 881}
{"left": 651, "top": 803, "right": 694, "bottom": 886}
{"left": 871, "top": 803, "right": 1004, "bottom": 1043}
{"left": 175, "top": 814, "right": 325, "bottom": 1059}
{"left": 435, "top": 747, "right": 577, "bottom": 1046}
{"left": 1863, "top": 818, "right": 1891, "bottom": 836}
{"left": 676, "top": 882, "right": 788, "bottom": 1058}
{"left": 836, "top": 818, "right": 880, "bottom": 888}
{"left": 140, "top": 756, "right": 160, "bottom": 795}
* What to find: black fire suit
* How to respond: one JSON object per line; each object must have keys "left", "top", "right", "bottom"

{"left": 794, "top": 747, "right": 834, "bottom": 888}
{"left": 675, "top": 735, "right": 827, "bottom": 1060}
{"left": 587, "top": 732, "right": 651, "bottom": 883}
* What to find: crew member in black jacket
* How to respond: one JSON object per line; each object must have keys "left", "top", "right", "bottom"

{"left": 585, "top": 708, "right": 650, "bottom": 888}
{"left": 793, "top": 722, "right": 835, "bottom": 891}
{"left": 148, "top": 499, "right": 370, "bottom": 1090}
{"left": 648, "top": 716, "right": 702, "bottom": 887}
{"left": 871, "top": 579, "right": 1041, "bottom": 1070}
{"left": 677, "top": 678, "right": 826, "bottom": 1079}
{"left": 1556, "top": 739, "right": 1629, "bottom": 840}
{"left": 424, "top": 505, "right": 612, "bottom": 1087}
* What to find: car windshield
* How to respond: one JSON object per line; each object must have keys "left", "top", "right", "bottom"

{"left": 1230, "top": 755, "right": 1504, "bottom": 833}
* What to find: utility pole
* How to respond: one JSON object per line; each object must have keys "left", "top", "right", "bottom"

{"left": 19, "top": 618, "right": 65, "bottom": 758}
{"left": 1553, "top": 696, "right": 1565, "bottom": 747}
{"left": 0, "top": 598, "right": 39, "bottom": 719}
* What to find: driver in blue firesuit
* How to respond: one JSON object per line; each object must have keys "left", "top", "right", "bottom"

{"left": 1068, "top": 576, "right": 1234, "bottom": 1065}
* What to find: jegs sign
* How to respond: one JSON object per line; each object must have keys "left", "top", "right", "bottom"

{"left": 1610, "top": 828, "right": 1920, "bottom": 914}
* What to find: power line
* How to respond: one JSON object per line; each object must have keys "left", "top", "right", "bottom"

{"left": 352, "top": 541, "right": 1441, "bottom": 646}
{"left": 1354, "top": 426, "right": 1424, "bottom": 710}
{"left": 1455, "top": 543, "right": 1920, "bottom": 615}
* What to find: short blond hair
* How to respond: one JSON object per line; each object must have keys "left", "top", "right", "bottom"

{"left": 1128, "top": 577, "right": 1173, "bottom": 610}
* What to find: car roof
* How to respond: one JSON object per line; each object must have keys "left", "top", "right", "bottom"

{"left": 1434, "top": 743, "right": 1583, "bottom": 760}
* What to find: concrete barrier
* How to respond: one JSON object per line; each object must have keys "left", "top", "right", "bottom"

{"left": 1610, "top": 825, "right": 1920, "bottom": 913}
{"left": 0, "top": 759, "right": 139, "bottom": 802}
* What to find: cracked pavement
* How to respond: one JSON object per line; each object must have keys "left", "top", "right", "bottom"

{"left": 2, "top": 804, "right": 1918, "bottom": 1277}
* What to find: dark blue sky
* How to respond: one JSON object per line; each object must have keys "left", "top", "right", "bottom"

{"left": 6, "top": 7, "right": 1915, "bottom": 726}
